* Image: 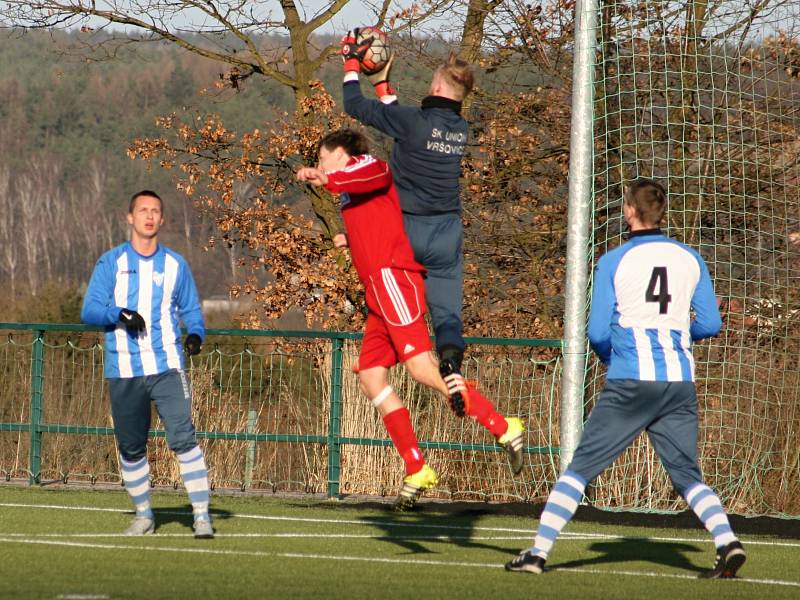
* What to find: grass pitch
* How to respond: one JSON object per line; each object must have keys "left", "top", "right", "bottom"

{"left": 0, "top": 485, "right": 798, "bottom": 599}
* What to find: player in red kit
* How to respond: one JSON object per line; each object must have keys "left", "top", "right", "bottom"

{"left": 297, "top": 129, "right": 525, "bottom": 510}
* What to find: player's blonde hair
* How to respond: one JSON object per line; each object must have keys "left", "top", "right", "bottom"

{"left": 434, "top": 51, "right": 474, "bottom": 101}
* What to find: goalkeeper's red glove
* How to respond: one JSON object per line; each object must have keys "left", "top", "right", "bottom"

{"left": 366, "top": 53, "right": 395, "bottom": 99}
{"left": 340, "top": 29, "right": 372, "bottom": 74}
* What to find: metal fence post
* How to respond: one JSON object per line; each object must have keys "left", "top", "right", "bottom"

{"left": 327, "top": 336, "right": 344, "bottom": 498}
{"left": 560, "top": 0, "right": 599, "bottom": 472}
{"left": 29, "top": 330, "right": 45, "bottom": 484}
{"left": 244, "top": 409, "right": 258, "bottom": 489}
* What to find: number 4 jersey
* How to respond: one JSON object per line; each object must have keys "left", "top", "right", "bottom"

{"left": 587, "top": 230, "right": 722, "bottom": 382}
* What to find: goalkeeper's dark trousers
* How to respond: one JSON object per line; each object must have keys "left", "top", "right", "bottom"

{"left": 403, "top": 212, "right": 464, "bottom": 356}
{"left": 567, "top": 379, "right": 703, "bottom": 496}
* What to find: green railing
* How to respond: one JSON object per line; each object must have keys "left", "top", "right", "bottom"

{"left": 0, "top": 323, "right": 563, "bottom": 501}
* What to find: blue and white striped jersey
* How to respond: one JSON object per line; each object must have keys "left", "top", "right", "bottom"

{"left": 81, "top": 242, "right": 205, "bottom": 378}
{"left": 587, "top": 230, "right": 721, "bottom": 382}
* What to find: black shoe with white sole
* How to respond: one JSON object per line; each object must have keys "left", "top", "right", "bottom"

{"left": 505, "top": 551, "right": 546, "bottom": 574}
{"left": 699, "top": 540, "right": 746, "bottom": 579}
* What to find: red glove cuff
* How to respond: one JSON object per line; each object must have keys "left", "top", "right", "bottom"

{"left": 374, "top": 81, "right": 395, "bottom": 98}
{"left": 343, "top": 57, "right": 361, "bottom": 73}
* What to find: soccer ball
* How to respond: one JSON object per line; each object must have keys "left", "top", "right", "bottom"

{"left": 356, "top": 27, "right": 391, "bottom": 75}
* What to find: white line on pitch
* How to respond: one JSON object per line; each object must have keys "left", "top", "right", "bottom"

{"left": 1, "top": 502, "right": 799, "bottom": 548}
{"left": 0, "top": 536, "right": 798, "bottom": 589}
{"left": 0, "top": 501, "right": 537, "bottom": 533}
{"left": 0, "top": 532, "right": 532, "bottom": 540}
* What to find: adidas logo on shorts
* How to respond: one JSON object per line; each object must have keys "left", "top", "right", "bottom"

{"left": 403, "top": 343, "right": 416, "bottom": 355}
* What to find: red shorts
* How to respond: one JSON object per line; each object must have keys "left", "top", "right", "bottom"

{"left": 356, "top": 267, "right": 432, "bottom": 372}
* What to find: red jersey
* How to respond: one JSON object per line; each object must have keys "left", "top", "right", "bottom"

{"left": 325, "top": 155, "right": 424, "bottom": 282}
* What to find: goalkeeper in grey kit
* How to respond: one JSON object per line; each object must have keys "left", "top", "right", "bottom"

{"left": 339, "top": 30, "right": 476, "bottom": 418}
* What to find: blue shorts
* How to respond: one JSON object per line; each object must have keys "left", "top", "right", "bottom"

{"left": 568, "top": 379, "right": 703, "bottom": 495}
{"left": 108, "top": 369, "right": 198, "bottom": 461}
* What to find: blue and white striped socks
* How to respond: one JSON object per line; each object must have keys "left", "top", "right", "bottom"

{"left": 684, "top": 482, "right": 737, "bottom": 548}
{"left": 178, "top": 446, "right": 210, "bottom": 522}
{"left": 530, "top": 470, "right": 587, "bottom": 559}
{"left": 120, "top": 456, "right": 153, "bottom": 519}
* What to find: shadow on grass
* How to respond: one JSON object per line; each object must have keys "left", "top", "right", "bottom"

{"left": 150, "top": 504, "right": 234, "bottom": 533}
{"left": 548, "top": 537, "right": 705, "bottom": 573}
{"left": 284, "top": 498, "right": 522, "bottom": 556}
{"left": 355, "top": 509, "right": 514, "bottom": 556}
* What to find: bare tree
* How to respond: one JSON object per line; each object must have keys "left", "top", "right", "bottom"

{"left": 0, "top": 1, "right": 453, "bottom": 107}
{"left": 1, "top": 1, "right": 527, "bottom": 327}
{"left": 0, "top": 0, "right": 461, "bottom": 238}
{"left": 15, "top": 171, "right": 42, "bottom": 295}
{"left": 36, "top": 161, "right": 65, "bottom": 283}
{"left": 459, "top": 0, "right": 503, "bottom": 62}
{"left": 0, "top": 167, "right": 19, "bottom": 297}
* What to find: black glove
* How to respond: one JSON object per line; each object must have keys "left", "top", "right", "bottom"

{"left": 119, "top": 309, "right": 146, "bottom": 336}
{"left": 184, "top": 333, "right": 202, "bottom": 356}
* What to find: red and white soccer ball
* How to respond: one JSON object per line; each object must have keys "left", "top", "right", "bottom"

{"left": 356, "top": 27, "right": 391, "bottom": 75}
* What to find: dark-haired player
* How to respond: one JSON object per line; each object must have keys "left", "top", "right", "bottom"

{"left": 297, "top": 129, "right": 525, "bottom": 510}
{"left": 81, "top": 190, "right": 212, "bottom": 538}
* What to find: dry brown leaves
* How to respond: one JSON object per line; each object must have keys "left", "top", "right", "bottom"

{"left": 130, "top": 82, "right": 365, "bottom": 331}
{"left": 462, "top": 86, "right": 571, "bottom": 339}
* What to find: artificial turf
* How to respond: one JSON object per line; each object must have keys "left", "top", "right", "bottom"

{"left": 0, "top": 485, "right": 798, "bottom": 599}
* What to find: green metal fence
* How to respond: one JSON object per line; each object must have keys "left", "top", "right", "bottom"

{"left": 0, "top": 323, "right": 563, "bottom": 502}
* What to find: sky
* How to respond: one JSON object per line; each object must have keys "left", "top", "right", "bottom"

{"left": 8, "top": 0, "right": 464, "bottom": 39}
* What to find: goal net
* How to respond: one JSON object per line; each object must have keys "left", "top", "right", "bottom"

{"left": 588, "top": 0, "right": 800, "bottom": 516}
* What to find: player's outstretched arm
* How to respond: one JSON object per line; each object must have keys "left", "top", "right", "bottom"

{"left": 296, "top": 167, "right": 328, "bottom": 187}
{"left": 586, "top": 257, "right": 615, "bottom": 364}
{"left": 81, "top": 254, "right": 126, "bottom": 326}
{"left": 690, "top": 257, "right": 723, "bottom": 340}
{"left": 325, "top": 157, "right": 392, "bottom": 195}
{"left": 343, "top": 76, "right": 418, "bottom": 141}
{"left": 176, "top": 261, "right": 205, "bottom": 342}
{"left": 340, "top": 33, "right": 417, "bottom": 141}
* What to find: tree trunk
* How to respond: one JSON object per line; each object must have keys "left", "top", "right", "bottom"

{"left": 459, "top": 0, "right": 494, "bottom": 63}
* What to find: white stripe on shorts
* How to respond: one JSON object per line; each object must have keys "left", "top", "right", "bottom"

{"left": 381, "top": 268, "right": 412, "bottom": 325}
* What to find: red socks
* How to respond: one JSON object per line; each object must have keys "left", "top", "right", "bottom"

{"left": 466, "top": 384, "right": 509, "bottom": 438}
{"left": 383, "top": 407, "right": 425, "bottom": 475}
{"left": 382, "top": 390, "right": 506, "bottom": 476}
